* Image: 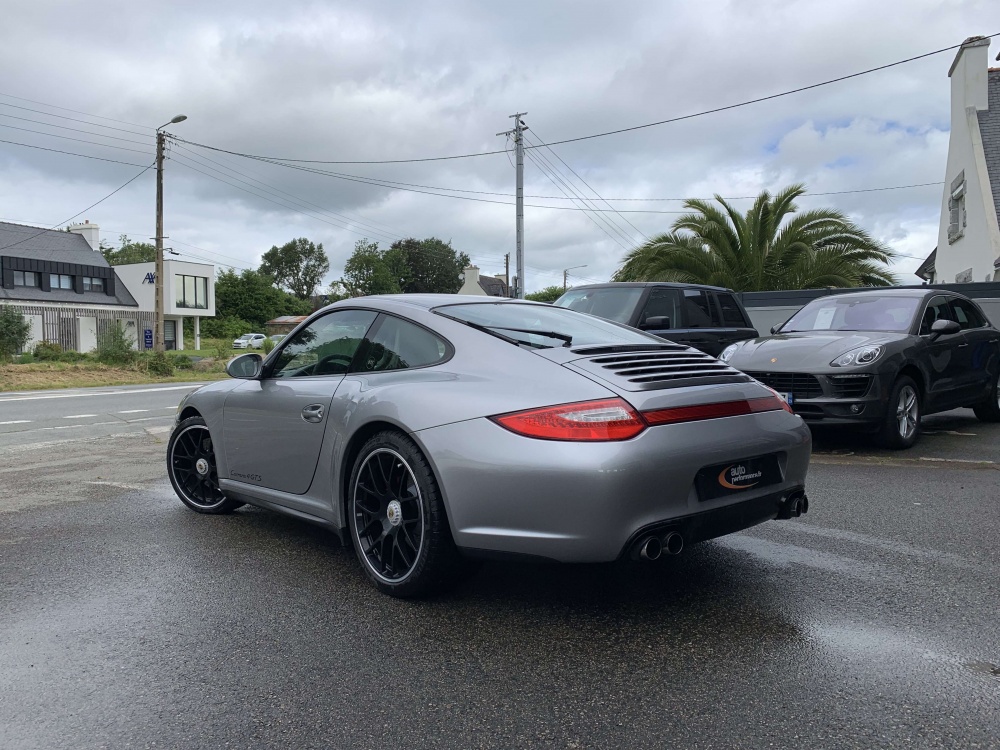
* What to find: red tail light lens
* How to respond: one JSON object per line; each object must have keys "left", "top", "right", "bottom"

{"left": 643, "top": 393, "right": 791, "bottom": 425}
{"left": 491, "top": 398, "right": 646, "bottom": 441}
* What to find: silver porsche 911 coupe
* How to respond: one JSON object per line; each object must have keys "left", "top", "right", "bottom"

{"left": 168, "top": 295, "right": 812, "bottom": 597}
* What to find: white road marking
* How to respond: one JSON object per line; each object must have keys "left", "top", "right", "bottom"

{"left": 146, "top": 426, "right": 172, "bottom": 434}
{"left": 0, "top": 420, "right": 31, "bottom": 425}
{"left": 63, "top": 414, "right": 98, "bottom": 419}
{"left": 118, "top": 409, "right": 149, "bottom": 413}
{"left": 0, "top": 384, "right": 205, "bottom": 403}
{"left": 86, "top": 481, "right": 146, "bottom": 491}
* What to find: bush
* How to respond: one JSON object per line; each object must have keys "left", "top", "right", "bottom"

{"left": 97, "top": 324, "right": 138, "bottom": 365}
{"left": 33, "top": 341, "right": 63, "bottom": 361}
{"left": 58, "top": 351, "right": 90, "bottom": 363}
{"left": 262, "top": 337, "right": 275, "bottom": 354}
{"left": 0, "top": 306, "right": 32, "bottom": 361}
{"left": 145, "top": 351, "right": 175, "bottom": 376}
{"left": 215, "top": 343, "right": 231, "bottom": 361}
{"left": 172, "top": 354, "right": 193, "bottom": 369}
{"left": 200, "top": 316, "right": 255, "bottom": 341}
{"left": 16, "top": 352, "right": 34, "bottom": 364}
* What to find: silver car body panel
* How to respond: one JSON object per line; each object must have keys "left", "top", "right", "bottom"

{"left": 178, "top": 295, "right": 811, "bottom": 561}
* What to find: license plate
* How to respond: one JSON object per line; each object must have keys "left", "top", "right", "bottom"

{"left": 778, "top": 392, "right": 793, "bottom": 405}
{"left": 695, "top": 454, "right": 783, "bottom": 501}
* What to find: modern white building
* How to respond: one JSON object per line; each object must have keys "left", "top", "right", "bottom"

{"left": 921, "top": 36, "right": 1000, "bottom": 284}
{"left": 116, "top": 259, "right": 216, "bottom": 350}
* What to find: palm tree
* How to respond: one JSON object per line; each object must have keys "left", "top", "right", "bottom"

{"left": 613, "top": 184, "right": 897, "bottom": 291}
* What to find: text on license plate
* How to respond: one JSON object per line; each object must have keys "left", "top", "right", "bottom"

{"left": 695, "top": 454, "right": 783, "bottom": 501}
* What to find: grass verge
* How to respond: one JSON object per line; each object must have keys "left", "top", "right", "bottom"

{"left": 0, "top": 362, "right": 230, "bottom": 392}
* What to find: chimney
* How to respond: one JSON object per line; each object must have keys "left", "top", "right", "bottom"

{"left": 948, "top": 36, "right": 991, "bottom": 113}
{"left": 68, "top": 220, "right": 100, "bottom": 251}
{"left": 463, "top": 266, "right": 480, "bottom": 287}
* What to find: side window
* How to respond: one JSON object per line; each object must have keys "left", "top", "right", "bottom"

{"left": 715, "top": 293, "right": 748, "bottom": 327}
{"left": 638, "top": 289, "right": 680, "bottom": 329}
{"left": 357, "top": 315, "right": 449, "bottom": 372}
{"left": 949, "top": 298, "right": 985, "bottom": 330}
{"left": 270, "top": 309, "right": 377, "bottom": 378}
{"left": 919, "top": 296, "right": 955, "bottom": 335}
{"left": 682, "top": 289, "right": 714, "bottom": 328}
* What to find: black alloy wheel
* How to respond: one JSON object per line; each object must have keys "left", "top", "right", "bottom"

{"left": 973, "top": 370, "right": 1000, "bottom": 422}
{"left": 348, "top": 431, "right": 462, "bottom": 598}
{"left": 167, "top": 416, "right": 244, "bottom": 514}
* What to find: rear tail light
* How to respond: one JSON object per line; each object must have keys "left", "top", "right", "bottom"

{"left": 490, "top": 398, "right": 646, "bottom": 441}
{"left": 491, "top": 391, "right": 792, "bottom": 442}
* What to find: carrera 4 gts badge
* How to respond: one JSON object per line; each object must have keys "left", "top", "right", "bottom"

{"left": 718, "top": 463, "right": 763, "bottom": 490}
{"left": 231, "top": 470, "right": 263, "bottom": 482}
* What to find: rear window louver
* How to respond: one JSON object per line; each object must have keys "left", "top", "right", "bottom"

{"left": 570, "top": 346, "right": 752, "bottom": 390}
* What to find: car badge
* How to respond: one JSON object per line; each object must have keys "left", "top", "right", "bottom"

{"left": 770, "top": 358, "right": 778, "bottom": 363}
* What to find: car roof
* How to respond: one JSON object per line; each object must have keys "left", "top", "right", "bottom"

{"left": 353, "top": 294, "right": 551, "bottom": 310}
{"left": 811, "top": 288, "right": 937, "bottom": 301}
{"left": 564, "top": 281, "right": 736, "bottom": 293}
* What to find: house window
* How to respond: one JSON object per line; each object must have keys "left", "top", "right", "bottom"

{"left": 175, "top": 274, "right": 208, "bottom": 309}
{"left": 947, "top": 171, "right": 967, "bottom": 244}
{"left": 82, "top": 277, "right": 104, "bottom": 292}
{"left": 49, "top": 273, "right": 73, "bottom": 289}
{"left": 13, "top": 271, "right": 38, "bottom": 287}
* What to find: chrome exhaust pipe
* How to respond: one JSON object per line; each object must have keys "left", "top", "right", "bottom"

{"left": 639, "top": 536, "right": 662, "bottom": 561}
{"left": 662, "top": 531, "right": 684, "bottom": 556}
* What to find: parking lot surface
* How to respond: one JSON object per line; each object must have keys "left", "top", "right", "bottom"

{"left": 1, "top": 386, "right": 998, "bottom": 749}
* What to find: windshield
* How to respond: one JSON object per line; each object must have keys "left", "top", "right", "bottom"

{"left": 237, "top": 334, "right": 253, "bottom": 340}
{"left": 553, "top": 286, "right": 645, "bottom": 324}
{"left": 780, "top": 295, "right": 920, "bottom": 333}
{"left": 435, "top": 302, "right": 660, "bottom": 348}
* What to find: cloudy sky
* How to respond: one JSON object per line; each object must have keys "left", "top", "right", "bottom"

{"left": 1, "top": 0, "right": 998, "bottom": 293}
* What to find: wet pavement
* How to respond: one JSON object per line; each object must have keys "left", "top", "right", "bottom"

{"left": 1, "top": 404, "right": 998, "bottom": 749}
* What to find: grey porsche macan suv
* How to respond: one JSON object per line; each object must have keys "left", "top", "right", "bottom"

{"left": 168, "top": 295, "right": 812, "bottom": 597}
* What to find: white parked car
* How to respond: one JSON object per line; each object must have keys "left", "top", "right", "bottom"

{"left": 232, "top": 333, "right": 266, "bottom": 349}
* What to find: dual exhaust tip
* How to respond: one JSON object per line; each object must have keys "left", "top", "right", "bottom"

{"left": 778, "top": 492, "right": 809, "bottom": 519}
{"left": 638, "top": 531, "right": 683, "bottom": 561}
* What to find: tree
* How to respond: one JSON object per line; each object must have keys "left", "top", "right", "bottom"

{"left": 341, "top": 239, "right": 402, "bottom": 297}
{"left": 0, "top": 306, "right": 31, "bottom": 361}
{"left": 259, "top": 238, "right": 330, "bottom": 299}
{"left": 100, "top": 234, "right": 156, "bottom": 265}
{"left": 390, "top": 237, "right": 470, "bottom": 294}
{"left": 213, "top": 268, "right": 312, "bottom": 329}
{"left": 525, "top": 285, "right": 566, "bottom": 303}
{"left": 613, "top": 184, "right": 897, "bottom": 291}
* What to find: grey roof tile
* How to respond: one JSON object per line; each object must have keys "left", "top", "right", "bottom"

{"left": 978, "top": 70, "right": 1000, "bottom": 229}
{"left": 0, "top": 222, "right": 109, "bottom": 265}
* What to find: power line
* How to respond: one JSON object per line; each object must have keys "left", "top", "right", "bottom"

{"left": 0, "top": 101, "right": 153, "bottom": 138}
{"left": 0, "top": 163, "right": 155, "bottom": 251}
{"left": 0, "top": 137, "right": 151, "bottom": 167}
{"left": 0, "top": 123, "right": 154, "bottom": 154}
{"left": 0, "top": 113, "right": 155, "bottom": 146}
{"left": 174, "top": 35, "right": 998, "bottom": 165}
{"left": 0, "top": 91, "right": 154, "bottom": 130}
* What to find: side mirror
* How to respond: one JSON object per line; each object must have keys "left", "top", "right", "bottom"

{"left": 929, "top": 319, "right": 961, "bottom": 339}
{"left": 770, "top": 325, "right": 780, "bottom": 335}
{"left": 641, "top": 315, "right": 670, "bottom": 330}
{"left": 226, "top": 353, "right": 263, "bottom": 379}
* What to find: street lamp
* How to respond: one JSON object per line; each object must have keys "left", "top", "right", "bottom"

{"left": 562, "top": 264, "right": 587, "bottom": 290}
{"left": 153, "top": 114, "right": 187, "bottom": 352}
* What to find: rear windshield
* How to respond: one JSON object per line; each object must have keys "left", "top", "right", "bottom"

{"left": 553, "top": 286, "right": 644, "bottom": 324}
{"left": 435, "top": 302, "right": 660, "bottom": 348}
{"left": 780, "top": 295, "right": 920, "bottom": 333}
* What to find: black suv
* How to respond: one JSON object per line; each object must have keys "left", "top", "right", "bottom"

{"left": 553, "top": 282, "right": 758, "bottom": 357}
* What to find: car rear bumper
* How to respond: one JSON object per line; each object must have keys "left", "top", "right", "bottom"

{"left": 412, "top": 410, "right": 812, "bottom": 563}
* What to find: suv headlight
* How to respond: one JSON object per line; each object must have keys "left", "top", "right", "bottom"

{"left": 719, "top": 343, "right": 740, "bottom": 363}
{"left": 831, "top": 345, "right": 883, "bottom": 367}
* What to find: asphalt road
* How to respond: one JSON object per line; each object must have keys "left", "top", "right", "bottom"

{"left": 1, "top": 386, "right": 998, "bottom": 749}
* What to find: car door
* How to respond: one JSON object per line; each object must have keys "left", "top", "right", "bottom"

{"left": 712, "top": 291, "right": 759, "bottom": 348}
{"left": 949, "top": 296, "right": 1000, "bottom": 402}
{"left": 635, "top": 287, "right": 682, "bottom": 338}
{"left": 676, "top": 288, "right": 724, "bottom": 355}
{"left": 222, "top": 309, "right": 378, "bottom": 496}
{"left": 917, "top": 295, "right": 966, "bottom": 411}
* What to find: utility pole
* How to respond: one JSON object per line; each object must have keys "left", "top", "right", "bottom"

{"left": 497, "top": 113, "right": 527, "bottom": 298}
{"left": 154, "top": 130, "right": 165, "bottom": 352}
{"left": 504, "top": 253, "right": 510, "bottom": 297}
{"left": 563, "top": 264, "right": 587, "bottom": 290}
{"left": 154, "top": 115, "right": 187, "bottom": 353}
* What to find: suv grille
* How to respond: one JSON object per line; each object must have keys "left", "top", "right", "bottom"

{"left": 573, "top": 347, "right": 751, "bottom": 390}
{"left": 744, "top": 372, "right": 823, "bottom": 399}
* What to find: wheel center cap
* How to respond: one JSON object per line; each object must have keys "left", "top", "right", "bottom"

{"left": 195, "top": 458, "right": 210, "bottom": 476}
{"left": 386, "top": 499, "right": 402, "bottom": 527}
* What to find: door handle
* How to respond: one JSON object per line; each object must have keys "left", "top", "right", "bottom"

{"left": 957, "top": 343, "right": 969, "bottom": 349}
{"left": 301, "top": 404, "right": 325, "bottom": 423}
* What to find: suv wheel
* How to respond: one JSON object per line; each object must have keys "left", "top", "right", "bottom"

{"left": 877, "top": 376, "right": 921, "bottom": 450}
{"left": 973, "top": 370, "right": 1000, "bottom": 422}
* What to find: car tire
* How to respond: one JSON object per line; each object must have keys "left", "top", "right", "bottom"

{"left": 167, "top": 416, "right": 244, "bottom": 514}
{"left": 877, "top": 375, "right": 921, "bottom": 450}
{"left": 348, "top": 431, "right": 463, "bottom": 598}
{"left": 972, "top": 370, "right": 1000, "bottom": 422}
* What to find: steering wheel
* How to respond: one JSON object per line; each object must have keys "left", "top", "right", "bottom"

{"left": 314, "top": 353, "right": 354, "bottom": 375}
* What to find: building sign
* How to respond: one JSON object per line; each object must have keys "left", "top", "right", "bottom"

{"left": 143, "top": 272, "right": 156, "bottom": 284}
{"left": 143, "top": 328, "right": 153, "bottom": 350}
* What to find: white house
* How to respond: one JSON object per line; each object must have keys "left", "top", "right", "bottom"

{"left": 923, "top": 36, "right": 1000, "bottom": 284}
{"left": 458, "top": 266, "right": 509, "bottom": 297}
{"left": 0, "top": 220, "right": 151, "bottom": 353}
{"left": 116, "top": 259, "right": 216, "bottom": 350}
